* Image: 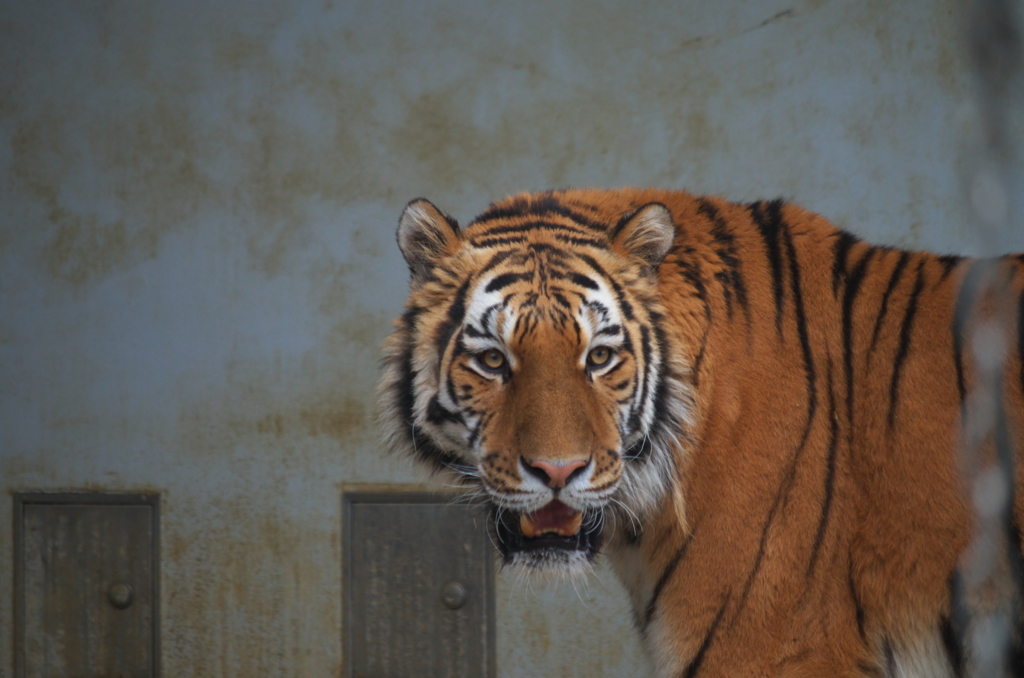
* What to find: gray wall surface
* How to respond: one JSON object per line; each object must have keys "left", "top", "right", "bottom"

{"left": 1, "top": 0, "right": 1018, "bottom": 675}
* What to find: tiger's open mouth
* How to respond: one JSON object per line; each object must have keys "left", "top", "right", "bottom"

{"left": 492, "top": 499, "right": 604, "bottom": 566}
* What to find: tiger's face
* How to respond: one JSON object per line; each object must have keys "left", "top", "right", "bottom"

{"left": 379, "top": 194, "right": 691, "bottom": 575}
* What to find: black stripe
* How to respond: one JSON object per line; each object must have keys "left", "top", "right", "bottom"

{"left": 531, "top": 197, "right": 608, "bottom": 232}
{"left": 470, "top": 194, "right": 536, "bottom": 224}
{"left": 750, "top": 199, "right": 787, "bottom": 333}
{"left": 869, "top": 251, "right": 910, "bottom": 357}
{"left": 649, "top": 321, "right": 683, "bottom": 446}
{"left": 735, "top": 453, "right": 801, "bottom": 621}
{"left": 888, "top": 262, "right": 925, "bottom": 430}
{"left": 832, "top": 230, "right": 859, "bottom": 297}
{"left": 681, "top": 594, "right": 729, "bottom": 678}
{"left": 553, "top": 233, "right": 607, "bottom": 248}
{"left": 548, "top": 306, "right": 570, "bottom": 329}
{"left": 578, "top": 253, "right": 635, "bottom": 320}
{"left": 692, "top": 327, "right": 710, "bottom": 386}
{"left": 551, "top": 292, "right": 572, "bottom": 311}
{"left": 454, "top": 382, "right": 473, "bottom": 401}
{"left": 524, "top": 241, "right": 563, "bottom": 256}
{"left": 734, "top": 497, "right": 774, "bottom": 619}
{"left": 937, "top": 254, "right": 963, "bottom": 284}
{"left": 470, "top": 192, "right": 607, "bottom": 233}
{"left": 735, "top": 216, "right": 819, "bottom": 622}
{"left": 609, "top": 205, "right": 642, "bottom": 241}
{"left": 848, "top": 558, "right": 867, "bottom": 641}
{"left": 398, "top": 320, "right": 467, "bottom": 477}
{"left": 940, "top": 614, "right": 966, "bottom": 677}
{"left": 396, "top": 309, "right": 423, "bottom": 451}
{"left": 883, "top": 638, "right": 896, "bottom": 677}
{"left": 618, "top": 320, "right": 636, "bottom": 374}
{"left": 435, "top": 279, "right": 471, "bottom": 358}
{"left": 627, "top": 324, "right": 654, "bottom": 433}
{"left": 842, "top": 249, "right": 876, "bottom": 435}
{"left": 485, "top": 271, "right": 531, "bottom": 293}
{"left": 474, "top": 219, "right": 595, "bottom": 240}
{"left": 642, "top": 533, "right": 694, "bottom": 632}
{"left": 480, "top": 304, "right": 502, "bottom": 337}
{"left": 473, "top": 236, "right": 529, "bottom": 248}
{"left": 446, "top": 337, "right": 470, "bottom": 407}
{"left": 715, "top": 270, "right": 734, "bottom": 318}
{"left": 699, "top": 199, "right": 749, "bottom": 319}
{"left": 781, "top": 221, "right": 818, "bottom": 448}
{"left": 807, "top": 357, "right": 838, "bottom": 577}
{"left": 478, "top": 248, "right": 516, "bottom": 276}
{"left": 463, "top": 324, "right": 494, "bottom": 340}
{"left": 570, "top": 273, "right": 599, "bottom": 290}
{"left": 953, "top": 260, "right": 986, "bottom": 404}
{"left": 466, "top": 417, "right": 483, "bottom": 449}
{"left": 426, "top": 395, "right": 465, "bottom": 426}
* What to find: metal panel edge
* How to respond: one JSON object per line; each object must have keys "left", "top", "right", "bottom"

{"left": 13, "top": 493, "right": 25, "bottom": 678}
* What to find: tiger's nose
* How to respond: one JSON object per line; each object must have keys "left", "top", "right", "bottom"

{"left": 524, "top": 458, "right": 590, "bottom": 489}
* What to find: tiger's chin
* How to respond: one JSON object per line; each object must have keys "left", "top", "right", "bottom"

{"left": 490, "top": 500, "right": 605, "bottom": 577}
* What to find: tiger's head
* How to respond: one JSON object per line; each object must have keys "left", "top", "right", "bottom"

{"left": 378, "top": 192, "right": 693, "bottom": 576}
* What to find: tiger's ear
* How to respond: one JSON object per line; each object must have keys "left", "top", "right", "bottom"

{"left": 397, "top": 198, "right": 461, "bottom": 283}
{"left": 610, "top": 203, "right": 676, "bottom": 270}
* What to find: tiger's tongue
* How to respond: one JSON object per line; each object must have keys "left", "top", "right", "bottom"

{"left": 520, "top": 499, "right": 583, "bottom": 538}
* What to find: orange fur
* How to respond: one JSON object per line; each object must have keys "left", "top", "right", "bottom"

{"left": 379, "top": 188, "right": 1024, "bottom": 677}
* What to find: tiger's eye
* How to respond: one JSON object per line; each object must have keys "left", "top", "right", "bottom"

{"left": 588, "top": 347, "right": 611, "bottom": 367}
{"left": 481, "top": 350, "right": 506, "bottom": 371}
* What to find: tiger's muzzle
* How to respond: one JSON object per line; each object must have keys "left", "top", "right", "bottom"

{"left": 483, "top": 456, "right": 615, "bottom": 570}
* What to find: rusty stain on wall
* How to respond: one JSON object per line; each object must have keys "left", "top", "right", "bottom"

{"left": 9, "top": 99, "right": 214, "bottom": 289}
{"left": 162, "top": 506, "right": 340, "bottom": 676}
{"left": 264, "top": 396, "right": 367, "bottom": 442}
{"left": 5, "top": 0, "right": 971, "bottom": 293}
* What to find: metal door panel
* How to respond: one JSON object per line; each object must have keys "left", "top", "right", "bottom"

{"left": 344, "top": 492, "right": 494, "bottom": 678}
{"left": 15, "top": 494, "right": 159, "bottom": 678}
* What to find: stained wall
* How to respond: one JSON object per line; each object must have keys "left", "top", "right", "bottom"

{"left": 0, "top": 0, "right": 1013, "bottom": 675}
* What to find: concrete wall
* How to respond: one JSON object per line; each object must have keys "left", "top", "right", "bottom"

{"left": 0, "top": 0, "right": 1013, "bottom": 675}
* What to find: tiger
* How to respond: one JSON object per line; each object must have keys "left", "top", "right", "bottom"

{"left": 376, "top": 188, "right": 1024, "bottom": 677}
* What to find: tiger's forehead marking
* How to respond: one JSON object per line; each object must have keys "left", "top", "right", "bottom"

{"left": 465, "top": 195, "right": 610, "bottom": 251}
{"left": 463, "top": 245, "right": 624, "bottom": 351}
